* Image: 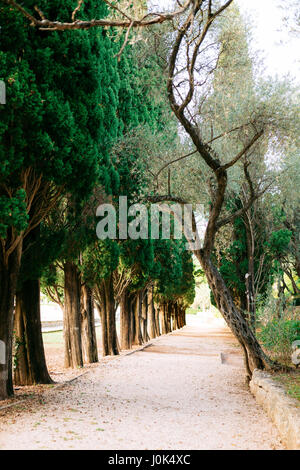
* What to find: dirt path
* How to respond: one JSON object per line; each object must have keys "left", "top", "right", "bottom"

{"left": 0, "top": 323, "right": 284, "bottom": 450}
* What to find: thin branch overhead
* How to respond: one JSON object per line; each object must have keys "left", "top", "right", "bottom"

{"left": 2, "top": 0, "right": 194, "bottom": 31}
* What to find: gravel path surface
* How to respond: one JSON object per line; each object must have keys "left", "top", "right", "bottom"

{"left": 0, "top": 323, "right": 284, "bottom": 450}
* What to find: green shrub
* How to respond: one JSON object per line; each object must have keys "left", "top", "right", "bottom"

{"left": 259, "top": 320, "right": 300, "bottom": 365}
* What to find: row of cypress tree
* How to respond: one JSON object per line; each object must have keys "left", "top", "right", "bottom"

{"left": 0, "top": 0, "right": 195, "bottom": 398}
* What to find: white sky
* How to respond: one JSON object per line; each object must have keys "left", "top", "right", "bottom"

{"left": 157, "top": 0, "right": 299, "bottom": 81}
{"left": 237, "top": 0, "right": 299, "bottom": 81}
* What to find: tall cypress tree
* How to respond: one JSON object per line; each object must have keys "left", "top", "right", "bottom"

{"left": 0, "top": 0, "right": 119, "bottom": 396}
{"left": 80, "top": 36, "right": 176, "bottom": 356}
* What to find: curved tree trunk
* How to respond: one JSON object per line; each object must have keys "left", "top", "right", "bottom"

{"left": 0, "top": 239, "right": 23, "bottom": 400}
{"left": 81, "top": 285, "right": 98, "bottom": 364}
{"left": 14, "top": 279, "right": 53, "bottom": 385}
{"left": 64, "top": 261, "right": 83, "bottom": 368}
{"left": 200, "top": 254, "right": 274, "bottom": 378}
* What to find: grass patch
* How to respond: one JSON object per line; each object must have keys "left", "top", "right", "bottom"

{"left": 186, "top": 308, "right": 199, "bottom": 315}
{"left": 273, "top": 371, "right": 300, "bottom": 403}
{"left": 42, "top": 326, "right": 101, "bottom": 347}
{"left": 42, "top": 330, "right": 64, "bottom": 346}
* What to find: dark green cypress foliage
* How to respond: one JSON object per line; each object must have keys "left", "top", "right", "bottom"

{"left": 79, "top": 33, "right": 181, "bottom": 355}
{"left": 0, "top": 0, "right": 123, "bottom": 395}
{"left": 153, "top": 238, "right": 195, "bottom": 304}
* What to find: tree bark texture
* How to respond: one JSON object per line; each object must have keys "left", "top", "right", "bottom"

{"left": 14, "top": 279, "right": 53, "bottom": 385}
{"left": 120, "top": 289, "right": 132, "bottom": 350}
{"left": 63, "top": 261, "right": 83, "bottom": 368}
{"left": 81, "top": 284, "right": 98, "bottom": 364}
{"left": 0, "top": 239, "right": 23, "bottom": 399}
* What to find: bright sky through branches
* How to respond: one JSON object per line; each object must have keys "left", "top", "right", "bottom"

{"left": 237, "top": 0, "right": 299, "bottom": 81}
{"left": 156, "top": 0, "right": 299, "bottom": 81}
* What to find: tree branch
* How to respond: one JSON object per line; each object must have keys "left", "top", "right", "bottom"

{"left": 221, "top": 130, "right": 264, "bottom": 170}
{"left": 2, "top": 0, "right": 194, "bottom": 31}
{"left": 155, "top": 149, "right": 198, "bottom": 179}
{"left": 216, "top": 181, "right": 274, "bottom": 230}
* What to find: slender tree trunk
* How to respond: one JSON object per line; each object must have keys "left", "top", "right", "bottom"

{"left": 178, "top": 307, "right": 182, "bottom": 328}
{"left": 63, "top": 261, "right": 83, "bottom": 368}
{"left": 276, "top": 275, "right": 286, "bottom": 318}
{"left": 81, "top": 285, "right": 98, "bottom": 364}
{"left": 170, "top": 303, "right": 176, "bottom": 331}
{"left": 199, "top": 254, "right": 275, "bottom": 378}
{"left": 130, "top": 296, "right": 135, "bottom": 346}
{"left": 133, "top": 292, "right": 143, "bottom": 345}
{"left": 178, "top": 307, "right": 183, "bottom": 329}
{"left": 245, "top": 272, "right": 256, "bottom": 331}
{"left": 0, "top": 239, "right": 23, "bottom": 400}
{"left": 131, "top": 296, "right": 136, "bottom": 345}
{"left": 14, "top": 279, "right": 53, "bottom": 385}
{"left": 295, "top": 255, "right": 300, "bottom": 280}
{"left": 154, "top": 303, "right": 161, "bottom": 336}
{"left": 106, "top": 275, "right": 119, "bottom": 356}
{"left": 166, "top": 302, "right": 172, "bottom": 333}
{"left": 173, "top": 303, "right": 179, "bottom": 330}
{"left": 148, "top": 287, "right": 157, "bottom": 339}
{"left": 100, "top": 274, "right": 119, "bottom": 356}
{"left": 120, "top": 289, "right": 131, "bottom": 350}
{"left": 141, "top": 289, "right": 149, "bottom": 343}
{"left": 96, "top": 300, "right": 109, "bottom": 356}
{"left": 284, "top": 269, "right": 300, "bottom": 296}
{"left": 182, "top": 308, "right": 186, "bottom": 327}
{"left": 244, "top": 217, "right": 256, "bottom": 331}
{"left": 159, "top": 303, "right": 167, "bottom": 335}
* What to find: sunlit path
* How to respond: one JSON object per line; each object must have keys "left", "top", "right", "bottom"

{"left": 0, "top": 319, "right": 284, "bottom": 450}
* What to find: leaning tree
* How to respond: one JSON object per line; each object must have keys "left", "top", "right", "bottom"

{"left": 148, "top": 0, "right": 299, "bottom": 378}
